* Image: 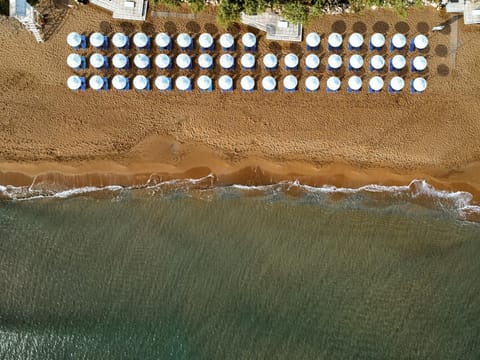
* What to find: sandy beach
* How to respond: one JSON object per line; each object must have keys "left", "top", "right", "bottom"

{"left": 0, "top": 4, "right": 479, "bottom": 201}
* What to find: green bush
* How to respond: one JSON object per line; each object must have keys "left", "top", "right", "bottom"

{"left": 188, "top": 0, "right": 205, "bottom": 13}
{"left": 272, "top": 0, "right": 288, "bottom": 8}
{"left": 343, "top": 0, "right": 413, "bottom": 15}
{"left": 310, "top": 0, "right": 326, "bottom": 16}
{"left": 214, "top": 0, "right": 416, "bottom": 26}
{"left": 281, "top": 1, "right": 309, "bottom": 24}
{"left": 349, "top": 0, "right": 366, "bottom": 12}
{"left": 244, "top": 0, "right": 268, "bottom": 15}
{"left": 217, "top": 0, "right": 241, "bottom": 26}
{"left": 152, "top": 0, "right": 182, "bottom": 7}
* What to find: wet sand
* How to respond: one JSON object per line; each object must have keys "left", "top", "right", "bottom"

{"left": 0, "top": 6, "right": 479, "bottom": 201}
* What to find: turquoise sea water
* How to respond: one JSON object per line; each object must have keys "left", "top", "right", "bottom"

{"left": 0, "top": 182, "right": 480, "bottom": 359}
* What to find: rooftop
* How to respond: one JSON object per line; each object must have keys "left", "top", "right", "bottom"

{"left": 446, "top": 0, "right": 480, "bottom": 24}
{"left": 464, "top": 0, "right": 480, "bottom": 24}
{"left": 89, "top": 0, "right": 148, "bottom": 21}
{"left": 241, "top": 11, "right": 302, "bottom": 42}
{"left": 9, "top": 0, "right": 28, "bottom": 18}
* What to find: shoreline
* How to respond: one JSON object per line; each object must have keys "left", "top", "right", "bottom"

{"left": 1, "top": 153, "right": 479, "bottom": 205}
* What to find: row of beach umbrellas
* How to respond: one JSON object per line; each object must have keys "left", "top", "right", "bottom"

{"left": 67, "top": 31, "right": 429, "bottom": 53}
{"left": 68, "top": 32, "right": 252, "bottom": 52}
{"left": 307, "top": 32, "right": 429, "bottom": 52}
{"left": 67, "top": 74, "right": 427, "bottom": 94}
{"left": 67, "top": 52, "right": 428, "bottom": 73}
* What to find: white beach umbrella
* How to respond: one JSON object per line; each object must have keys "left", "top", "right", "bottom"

{"left": 175, "top": 76, "right": 191, "bottom": 91}
{"left": 392, "top": 33, "right": 406, "bottom": 49}
{"left": 155, "top": 75, "right": 171, "bottom": 91}
{"left": 133, "top": 32, "right": 149, "bottom": 48}
{"left": 112, "top": 53, "right": 128, "bottom": 69}
{"left": 242, "top": 32, "right": 256, "bottom": 48}
{"left": 218, "top": 75, "right": 233, "bottom": 91}
{"left": 199, "top": 33, "right": 214, "bottom": 49}
{"left": 328, "top": 33, "right": 342, "bottom": 48}
{"left": 89, "top": 53, "right": 105, "bottom": 69}
{"left": 390, "top": 76, "right": 405, "bottom": 91}
{"left": 392, "top": 54, "right": 406, "bottom": 70}
{"left": 328, "top": 54, "right": 342, "bottom": 70}
{"left": 89, "top": 75, "right": 104, "bottom": 90}
{"left": 112, "top": 75, "right": 128, "bottom": 90}
{"left": 283, "top": 75, "right": 298, "bottom": 90}
{"left": 89, "top": 32, "right": 104, "bottom": 48}
{"left": 67, "top": 53, "right": 82, "bottom": 69}
{"left": 326, "top": 76, "right": 341, "bottom": 91}
{"left": 413, "top": 56, "right": 427, "bottom": 71}
{"left": 133, "top": 75, "right": 148, "bottom": 90}
{"left": 112, "top": 32, "right": 128, "bottom": 48}
{"left": 284, "top": 53, "right": 299, "bottom": 69}
{"left": 155, "top": 32, "right": 171, "bottom": 48}
{"left": 240, "top": 75, "right": 255, "bottom": 91}
{"left": 134, "top": 54, "right": 150, "bottom": 69}
{"left": 370, "top": 33, "right": 385, "bottom": 48}
{"left": 305, "top": 54, "right": 320, "bottom": 69}
{"left": 241, "top": 53, "right": 255, "bottom": 69}
{"left": 176, "top": 53, "right": 191, "bottom": 69}
{"left": 67, "top": 75, "right": 82, "bottom": 90}
{"left": 263, "top": 53, "right": 278, "bottom": 69}
{"left": 369, "top": 76, "right": 384, "bottom": 91}
{"left": 177, "top": 33, "right": 192, "bottom": 49}
{"left": 349, "top": 54, "right": 364, "bottom": 69}
{"left": 155, "top": 54, "right": 171, "bottom": 69}
{"left": 262, "top": 76, "right": 276, "bottom": 91}
{"left": 219, "top": 33, "right": 234, "bottom": 49}
{"left": 220, "top": 54, "right": 234, "bottom": 69}
{"left": 198, "top": 53, "right": 213, "bottom": 69}
{"left": 306, "top": 32, "right": 321, "bottom": 48}
{"left": 414, "top": 34, "right": 428, "bottom": 50}
{"left": 197, "top": 75, "right": 212, "bottom": 91}
{"left": 370, "top": 55, "right": 385, "bottom": 70}
{"left": 413, "top": 77, "right": 427, "bottom": 92}
{"left": 349, "top": 33, "right": 364, "bottom": 48}
{"left": 305, "top": 76, "right": 320, "bottom": 92}
{"left": 67, "top": 32, "right": 81, "bottom": 48}
{"left": 348, "top": 75, "right": 362, "bottom": 91}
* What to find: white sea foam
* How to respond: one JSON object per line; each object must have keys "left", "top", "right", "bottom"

{"left": 53, "top": 186, "right": 124, "bottom": 198}
{"left": 233, "top": 179, "right": 480, "bottom": 217}
{"left": 1, "top": 177, "right": 479, "bottom": 218}
{"left": 0, "top": 184, "right": 125, "bottom": 201}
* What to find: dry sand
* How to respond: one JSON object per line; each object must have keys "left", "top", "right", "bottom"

{"left": 0, "top": 5, "right": 479, "bottom": 201}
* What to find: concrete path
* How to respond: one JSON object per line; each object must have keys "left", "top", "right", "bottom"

{"left": 450, "top": 15, "right": 458, "bottom": 70}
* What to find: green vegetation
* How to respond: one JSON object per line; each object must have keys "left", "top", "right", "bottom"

{"left": 152, "top": 0, "right": 182, "bottom": 8}
{"left": 217, "top": 0, "right": 242, "bottom": 25}
{"left": 244, "top": 0, "right": 268, "bottom": 15}
{"left": 365, "top": 0, "right": 424, "bottom": 17}
{"left": 281, "top": 1, "right": 309, "bottom": 24}
{"left": 188, "top": 0, "right": 205, "bottom": 13}
{"left": 310, "top": 0, "right": 326, "bottom": 16}
{"left": 153, "top": 0, "right": 422, "bottom": 24}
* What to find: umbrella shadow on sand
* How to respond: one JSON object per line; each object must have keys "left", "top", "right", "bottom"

{"left": 437, "top": 64, "right": 450, "bottom": 76}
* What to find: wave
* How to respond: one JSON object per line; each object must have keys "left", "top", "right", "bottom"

{"left": 0, "top": 175, "right": 216, "bottom": 201}
{"left": 231, "top": 180, "right": 480, "bottom": 219}
{"left": 1, "top": 177, "right": 479, "bottom": 221}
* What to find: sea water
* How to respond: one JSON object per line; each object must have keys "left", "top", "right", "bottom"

{"left": 0, "top": 182, "right": 479, "bottom": 359}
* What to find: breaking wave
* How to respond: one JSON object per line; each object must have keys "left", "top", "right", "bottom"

{"left": 0, "top": 176, "right": 479, "bottom": 221}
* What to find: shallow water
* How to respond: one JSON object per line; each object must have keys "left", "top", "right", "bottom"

{"left": 0, "top": 185, "right": 479, "bottom": 359}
